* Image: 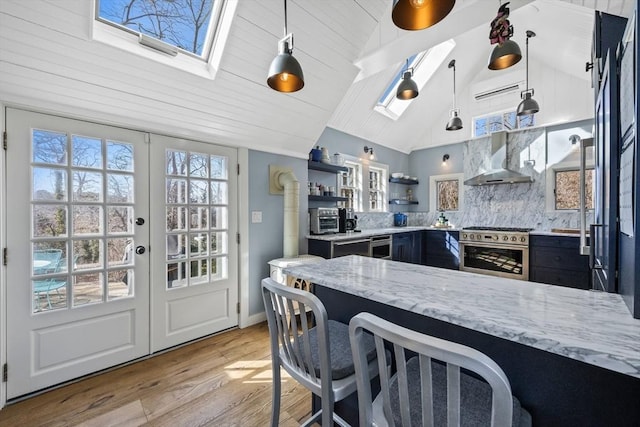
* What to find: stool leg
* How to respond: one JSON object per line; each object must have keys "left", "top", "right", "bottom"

{"left": 270, "top": 357, "right": 281, "bottom": 427}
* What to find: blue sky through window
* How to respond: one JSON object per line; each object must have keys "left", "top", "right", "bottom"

{"left": 97, "top": 0, "right": 216, "bottom": 57}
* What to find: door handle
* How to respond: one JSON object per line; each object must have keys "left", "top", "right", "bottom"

{"left": 589, "top": 224, "right": 603, "bottom": 269}
{"left": 135, "top": 217, "right": 145, "bottom": 225}
{"left": 135, "top": 246, "right": 146, "bottom": 255}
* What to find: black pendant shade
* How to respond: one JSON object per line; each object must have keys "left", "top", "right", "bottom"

{"left": 267, "top": 0, "right": 304, "bottom": 93}
{"left": 488, "top": 39, "right": 522, "bottom": 70}
{"left": 392, "top": 0, "right": 456, "bottom": 31}
{"left": 396, "top": 69, "right": 418, "bottom": 100}
{"left": 267, "top": 38, "right": 304, "bottom": 92}
{"left": 517, "top": 30, "right": 539, "bottom": 115}
{"left": 446, "top": 59, "right": 462, "bottom": 131}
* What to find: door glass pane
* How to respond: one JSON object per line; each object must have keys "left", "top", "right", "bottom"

{"left": 31, "top": 128, "right": 137, "bottom": 313}
{"left": 33, "top": 168, "right": 67, "bottom": 201}
{"left": 73, "top": 205, "right": 103, "bottom": 235}
{"left": 33, "top": 129, "right": 67, "bottom": 165}
{"left": 107, "top": 173, "right": 134, "bottom": 203}
{"left": 107, "top": 141, "right": 134, "bottom": 171}
{"left": 164, "top": 149, "right": 229, "bottom": 289}
{"left": 73, "top": 272, "right": 103, "bottom": 306}
{"left": 33, "top": 205, "right": 68, "bottom": 238}
{"left": 72, "top": 136, "right": 102, "bottom": 169}
{"left": 72, "top": 171, "right": 103, "bottom": 202}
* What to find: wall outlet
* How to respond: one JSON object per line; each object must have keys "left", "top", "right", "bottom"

{"left": 251, "top": 211, "right": 263, "bottom": 223}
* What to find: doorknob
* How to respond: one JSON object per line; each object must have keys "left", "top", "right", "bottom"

{"left": 135, "top": 218, "right": 145, "bottom": 225}
{"left": 135, "top": 246, "right": 146, "bottom": 255}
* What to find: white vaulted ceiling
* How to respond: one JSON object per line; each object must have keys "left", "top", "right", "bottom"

{"left": 0, "top": 0, "right": 634, "bottom": 157}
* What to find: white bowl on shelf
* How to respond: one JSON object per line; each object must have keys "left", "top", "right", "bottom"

{"left": 403, "top": 175, "right": 410, "bottom": 179}
{"left": 391, "top": 172, "right": 403, "bottom": 179}
{"left": 411, "top": 177, "right": 417, "bottom": 180}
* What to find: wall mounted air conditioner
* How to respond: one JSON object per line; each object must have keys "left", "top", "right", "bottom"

{"left": 471, "top": 71, "right": 523, "bottom": 101}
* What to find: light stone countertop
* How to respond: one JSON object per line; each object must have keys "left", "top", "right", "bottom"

{"left": 283, "top": 255, "right": 640, "bottom": 379}
{"left": 306, "top": 226, "right": 459, "bottom": 241}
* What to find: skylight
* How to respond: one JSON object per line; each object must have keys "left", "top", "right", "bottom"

{"left": 374, "top": 39, "right": 456, "bottom": 120}
{"left": 95, "top": 0, "right": 227, "bottom": 61}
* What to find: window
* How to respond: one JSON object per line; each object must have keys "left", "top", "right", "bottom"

{"left": 473, "top": 109, "right": 535, "bottom": 138}
{"left": 429, "top": 173, "right": 464, "bottom": 213}
{"left": 338, "top": 156, "right": 389, "bottom": 212}
{"left": 94, "top": 0, "right": 235, "bottom": 78}
{"left": 368, "top": 165, "right": 388, "bottom": 212}
{"left": 339, "top": 160, "right": 362, "bottom": 211}
{"left": 545, "top": 161, "right": 594, "bottom": 211}
{"left": 552, "top": 168, "right": 594, "bottom": 210}
{"left": 374, "top": 39, "right": 456, "bottom": 120}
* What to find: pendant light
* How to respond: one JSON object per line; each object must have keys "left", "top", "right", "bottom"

{"left": 392, "top": 0, "right": 456, "bottom": 31}
{"left": 487, "top": 2, "right": 521, "bottom": 70}
{"left": 446, "top": 59, "right": 463, "bottom": 131}
{"left": 517, "top": 30, "right": 539, "bottom": 115}
{"left": 396, "top": 59, "right": 419, "bottom": 100}
{"left": 267, "top": 0, "right": 304, "bottom": 93}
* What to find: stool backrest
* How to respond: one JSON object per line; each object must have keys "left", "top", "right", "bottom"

{"left": 349, "top": 312, "right": 514, "bottom": 427}
{"left": 261, "top": 277, "right": 330, "bottom": 397}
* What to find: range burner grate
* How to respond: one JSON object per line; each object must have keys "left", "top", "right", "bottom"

{"left": 463, "top": 226, "right": 534, "bottom": 232}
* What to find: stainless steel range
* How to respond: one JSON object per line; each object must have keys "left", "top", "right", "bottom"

{"left": 459, "top": 226, "right": 533, "bottom": 281}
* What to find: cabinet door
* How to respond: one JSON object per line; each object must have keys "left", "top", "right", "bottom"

{"left": 392, "top": 233, "right": 413, "bottom": 263}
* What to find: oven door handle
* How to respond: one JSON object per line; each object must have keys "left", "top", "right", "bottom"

{"left": 333, "top": 239, "right": 371, "bottom": 246}
{"left": 459, "top": 241, "right": 527, "bottom": 251}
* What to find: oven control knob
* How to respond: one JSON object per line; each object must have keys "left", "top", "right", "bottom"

{"left": 493, "top": 235, "right": 499, "bottom": 241}
{"left": 520, "top": 236, "right": 526, "bottom": 242}
{"left": 503, "top": 236, "right": 508, "bottom": 241}
{"left": 470, "top": 234, "right": 475, "bottom": 240}
{"left": 462, "top": 233, "right": 467, "bottom": 239}
{"left": 511, "top": 236, "right": 517, "bottom": 241}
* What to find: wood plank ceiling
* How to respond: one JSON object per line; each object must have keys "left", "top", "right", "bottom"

{"left": 0, "top": 0, "right": 634, "bottom": 157}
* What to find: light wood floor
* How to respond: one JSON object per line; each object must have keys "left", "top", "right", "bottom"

{"left": 0, "top": 322, "right": 311, "bottom": 426}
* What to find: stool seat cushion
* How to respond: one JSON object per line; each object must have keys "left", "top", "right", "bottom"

{"left": 389, "top": 357, "right": 532, "bottom": 426}
{"left": 301, "top": 320, "right": 377, "bottom": 380}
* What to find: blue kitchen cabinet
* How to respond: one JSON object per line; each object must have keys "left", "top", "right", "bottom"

{"left": 421, "top": 230, "right": 460, "bottom": 270}
{"left": 392, "top": 232, "right": 420, "bottom": 264}
{"left": 529, "top": 235, "right": 591, "bottom": 289}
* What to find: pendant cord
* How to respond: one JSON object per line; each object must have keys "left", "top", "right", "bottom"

{"left": 452, "top": 63, "right": 456, "bottom": 109}
{"left": 525, "top": 35, "right": 529, "bottom": 91}
{"left": 283, "top": 0, "right": 288, "bottom": 36}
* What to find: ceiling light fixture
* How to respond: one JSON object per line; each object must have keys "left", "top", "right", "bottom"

{"left": 364, "top": 146, "right": 375, "bottom": 160}
{"left": 442, "top": 154, "right": 450, "bottom": 165}
{"left": 445, "top": 59, "right": 463, "bottom": 131}
{"left": 517, "top": 30, "right": 539, "bottom": 116}
{"left": 396, "top": 59, "right": 419, "bottom": 100}
{"left": 267, "top": 0, "right": 304, "bottom": 93}
{"left": 487, "top": 2, "right": 521, "bottom": 70}
{"left": 391, "top": 0, "right": 456, "bottom": 31}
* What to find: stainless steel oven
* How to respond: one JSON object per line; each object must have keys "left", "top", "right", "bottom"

{"left": 459, "top": 227, "right": 531, "bottom": 281}
{"left": 370, "top": 234, "right": 392, "bottom": 259}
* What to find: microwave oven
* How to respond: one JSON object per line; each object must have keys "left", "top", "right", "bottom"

{"left": 309, "top": 207, "right": 339, "bottom": 234}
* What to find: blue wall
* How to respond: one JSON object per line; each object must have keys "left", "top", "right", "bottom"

{"left": 409, "top": 142, "right": 465, "bottom": 212}
{"left": 247, "top": 151, "right": 308, "bottom": 316}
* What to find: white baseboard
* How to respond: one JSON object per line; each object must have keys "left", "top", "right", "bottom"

{"left": 242, "top": 312, "right": 266, "bottom": 328}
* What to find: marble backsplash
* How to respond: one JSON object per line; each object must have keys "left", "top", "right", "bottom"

{"left": 356, "top": 127, "right": 591, "bottom": 232}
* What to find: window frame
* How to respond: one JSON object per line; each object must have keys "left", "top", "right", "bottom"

{"left": 429, "top": 173, "right": 464, "bottom": 213}
{"left": 367, "top": 162, "right": 388, "bottom": 212}
{"left": 472, "top": 108, "right": 535, "bottom": 138}
{"left": 545, "top": 161, "right": 595, "bottom": 212}
{"left": 338, "top": 154, "right": 389, "bottom": 213}
{"left": 92, "top": 0, "right": 236, "bottom": 79}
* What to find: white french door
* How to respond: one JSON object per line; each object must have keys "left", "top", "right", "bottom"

{"left": 5, "top": 109, "right": 239, "bottom": 398}
{"left": 149, "top": 134, "right": 238, "bottom": 352}
{"left": 5, "top": 109, "right": 150, "bottom": 398}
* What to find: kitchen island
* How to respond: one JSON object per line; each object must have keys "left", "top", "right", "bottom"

{"left": 284, "top": 256, "right": 640, "bottom": 426}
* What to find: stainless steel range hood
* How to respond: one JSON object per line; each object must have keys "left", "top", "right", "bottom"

{"left": 464, "top": 131, "right": 534, "bottom": 186}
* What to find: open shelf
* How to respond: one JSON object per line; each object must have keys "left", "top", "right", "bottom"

{"left": 389, "top": 177, "right": 419, "bottom": 185}
{"left": 389, "top": 199, "right": 419, "bottom": 205}
{"left": 308, "top": 160, "right": 348, "bottom": 173}
{"left": 309, "top": 195, "right": 349, "bottom": 202}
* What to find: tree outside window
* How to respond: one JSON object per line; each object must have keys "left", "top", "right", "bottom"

{"left": 555, "top": 169, "right": 594, "bottom": 210}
